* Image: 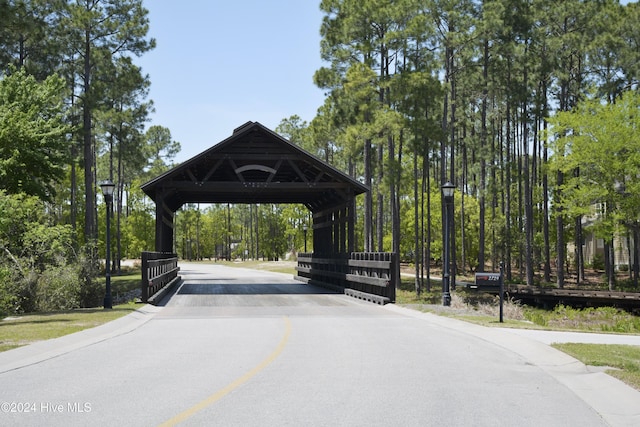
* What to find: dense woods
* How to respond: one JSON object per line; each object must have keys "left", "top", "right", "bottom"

{"left": 1, "top": 0, "right": 639, "bottom": 315}
{"left": 301, "top": 0, "right": 640, "bottom": 294}
{"left": 0, "top": 0, "right": 176, "bottom": 314}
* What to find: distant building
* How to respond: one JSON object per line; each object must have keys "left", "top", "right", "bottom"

{"left": 570, "top": 202, "right": 636, "bottom": 272}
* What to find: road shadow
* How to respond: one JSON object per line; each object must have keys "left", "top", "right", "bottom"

{"left": 176, "top": 282, "right": 338, "bottom": 296}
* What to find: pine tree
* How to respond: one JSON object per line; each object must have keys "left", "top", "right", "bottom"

{"left": 58, "top": 0, "right": 154, "bottom": 244}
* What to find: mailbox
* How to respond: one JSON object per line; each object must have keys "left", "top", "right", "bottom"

{"left": 472, "top": 272, "right": 501, "bottom": 292}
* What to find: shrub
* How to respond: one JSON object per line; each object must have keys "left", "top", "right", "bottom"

{"left": 0, "top": 267, "right": 17, "bottom": 318}
{"left": 78, "top": 245, "right": 103, "bottom": 308}
{"left": 0, "top": 193, "right": 109, "bottom": 312}
{"left": 22, "top": 223, "right": 75, "bottom": 270}
{"left": 591, "top": 253, "right": 605, "bottom": 271}
{"left": 524, "top": 310, "right": 548, "bottom": 326}
{"left": 523, "top": 305, "right": 640, "bottom": 333}
{"left": 14, "top": 270, "right": 38, "bottom": 314}
{"left": 36, "top": 265, "right": 81, "bottom": 312}
{"left": 614, "top": 279, "right": 640, "bottom": 292}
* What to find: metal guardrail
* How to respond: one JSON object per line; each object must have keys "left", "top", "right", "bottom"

{"left": 141, "top": 251, "right": 180, "bottom": 303}
{"left": 296, "top": 252, "right": 396, "bottom": 304}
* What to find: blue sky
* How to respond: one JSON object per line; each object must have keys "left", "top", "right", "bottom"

{"left": 136, "top": 1, "right": 327, "bottom": 163}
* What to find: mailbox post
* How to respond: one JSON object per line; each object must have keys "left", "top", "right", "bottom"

{"left": 473, "top": 267, "right": 505, "bottom": 323}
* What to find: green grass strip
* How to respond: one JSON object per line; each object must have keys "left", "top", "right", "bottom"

{"left": 0, "top": 301, "right": 138, "bottom": 352}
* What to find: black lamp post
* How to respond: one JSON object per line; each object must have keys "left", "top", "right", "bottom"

{"left": 303, "top": 224, "right": 308, "bottom": 253}
{"left": 442, "top": 181, "right": 455, "bottom": 306}
{"left": 100, "top": 179, "right": 115, "bottom": 309}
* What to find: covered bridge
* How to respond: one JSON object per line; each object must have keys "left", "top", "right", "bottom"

{"left": 141, "top": 121, "right": 368, "bottom": 256}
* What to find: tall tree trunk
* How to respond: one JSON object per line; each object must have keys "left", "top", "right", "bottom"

{"left": 255, "top": 205, "right": 259, "bottom": 259}
{"left": 505, "top": 95, "right": 512, "bottom": 281}
{"left": 523, "top": 49, "right": 534, "bottom": 287}
{"left": 364, "top": 137, "right": 373, "bottom": 252}
{"left": 517, "top": 125, "right": 524, "bottom": 280}
{"left": 556, "top": 170, "right": 565, "bottom": 288}
{"left": 460, "top": 141, "right": 467, "bottom": 273}
{"left": 414, "top": 132, "right": 420, "bottom": 295}
{"left": 605, "top": 238, "right": 615, "bottom": 291}
{"left": 627, "top": 231, "right": 633, "bottom": 282}
{"left": 424, "top": 137, "right": 432, "bottom": 293}
{"left": 392, "top": 131, "right": 402, "bottom": 290}
{"left": 116, "top": 138, "right": 123, "bottom": 274}
{"left": 376, "top": 145, "right": 384, "bottom": 251}
{"left": 376, "top": 43, "right": 387, "bottom": 253}
{"left": 491, "top": 113, "right": 498, "bottom": 271}
{"left": 69, "top": 70, "right": 78, "bottom": 235}
{"left": 575, "top": 215, "right": 584, "bottom": 284}
{"left": 633, "top": 224, "right": 639, "bottom": 288}
{"left": 524, "top": 149, "right": 534, "bottom": 286}
{"left": 83, "top": 28, "right": 96, "bottom": 245}
{"left": 70, "top": 144, "right": 77, "bottom": 232}
{"left": 478, "top": 37, "right": 488, "bottom": 272}
{"left": 571, "top": 166, "right": 584, "bottom": 284}
{"left": 543, "top": 118, "right": 551, "bottom": 283}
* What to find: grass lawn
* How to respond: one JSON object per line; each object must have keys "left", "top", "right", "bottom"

{"left": 552, "top": 343, "right": 640, "bottom": 391}
{"left": 95, "top": 272, "right": 143, "bottom": 299}
{"left": 0, "top": 301, "right": 138, "bottom": 352}
{"left": 0, "top": 272, "right": 142, "bottom": 352}
{"left": 211, "top": 259, "right": 297, "bottom": 275}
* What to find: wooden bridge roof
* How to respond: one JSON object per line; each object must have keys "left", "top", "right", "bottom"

{"left": 141, "top": 121, "right": 368, "bottom": 212}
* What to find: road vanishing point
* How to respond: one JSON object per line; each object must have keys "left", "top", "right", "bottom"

{"left": 1, "top": 262, "right": 640, "bottom": 426}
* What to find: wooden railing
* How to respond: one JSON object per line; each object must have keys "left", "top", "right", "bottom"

{"left": 296, "top": 252, "right": 396, "bottom": 304}
{"left": 141, "top": 251, "right": 180, "bottom": 304}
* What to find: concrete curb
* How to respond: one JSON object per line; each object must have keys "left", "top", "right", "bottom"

{"left": 147, "top": 276, "right": 182, "bottom": 305}
{"left": 0, "top": 304, "right": 162, "bottom": 374}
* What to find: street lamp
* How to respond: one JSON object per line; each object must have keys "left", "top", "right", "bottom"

{"left": 303, "top": 224, "right": 308, "bottom": 253}
{"left": 442, "top": 181, "right": 455, "bottom": 306}
{"left": 100, "top": 179, "right": 115, "bottom": 309}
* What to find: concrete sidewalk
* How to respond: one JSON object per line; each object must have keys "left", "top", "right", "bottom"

{"left": 386, "top": 304, "right": 640, "bottom": 427}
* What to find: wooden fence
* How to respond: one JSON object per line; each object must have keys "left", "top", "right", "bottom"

{"left": 141, "top": 251, "right": 180, "bottom": 304}
{"left": 296, "top": 252, "right": 396, "bottom": 304}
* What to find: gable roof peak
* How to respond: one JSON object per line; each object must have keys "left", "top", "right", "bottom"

{"left": 233, "top": 121, "right": 257, "bottom": 134}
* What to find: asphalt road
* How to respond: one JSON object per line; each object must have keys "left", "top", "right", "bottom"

{"left": 1, "top": 262, "right": 639, "bottom": 426}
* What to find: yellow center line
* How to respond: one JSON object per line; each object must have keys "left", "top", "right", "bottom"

{"left": 158, "top": 316, "right": 292, "bottom": 427}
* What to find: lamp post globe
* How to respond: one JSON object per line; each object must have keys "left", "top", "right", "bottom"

{"left": 100, "top": 179, "right": 115, "bottom": 309}
{"left": 442, "top": 181, "right": 455, "bottom": 200}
